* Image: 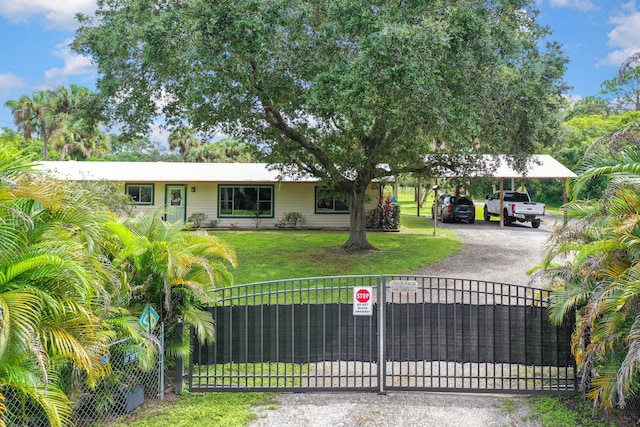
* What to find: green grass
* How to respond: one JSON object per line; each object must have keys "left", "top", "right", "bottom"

{"left": 526, "top": 395, "right": 621, "bottom": 427}
{"left": 212, "top": 199, "right": 459, "bottom": 286}
{"left": 112, "top": 195, "right": 462, "bottom": 426}
{"left": 111, "top": 392, "right": 277, "bottom": 427}
{"left": 113, "top": 192, "right": 622, "bottom": 427}
{"left": 192, "top": 363, "right": 307, "bottom": 387}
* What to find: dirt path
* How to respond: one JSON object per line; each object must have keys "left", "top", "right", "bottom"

{"left": 249, "top": 214, "right": 560, "bottom": 427}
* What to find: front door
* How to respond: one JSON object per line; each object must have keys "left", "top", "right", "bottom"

{"left": 165, "top": 185, "right": 186, "bottom": 223}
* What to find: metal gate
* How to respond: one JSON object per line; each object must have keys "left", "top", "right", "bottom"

{"left": 188, "top": 276, "right": 576, "bottom": 394}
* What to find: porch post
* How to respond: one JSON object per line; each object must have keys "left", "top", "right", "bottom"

{"left": 499, "top": 178, "right": 505, "bottom": 229}
{"left": 563, "top": 178, "right": 569, "bottom": 225}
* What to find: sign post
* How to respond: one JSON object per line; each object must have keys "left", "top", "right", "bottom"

{"left": 353, "top": 286, "right": 373, "bottom": 316}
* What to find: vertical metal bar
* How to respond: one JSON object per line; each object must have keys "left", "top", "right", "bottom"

{"left": 436, "top": 278, "right": 442, "bottom": 388}
{"left": 322, "top": 279, "right": 327, "bottom": 388}
{"left": 524, "top": 285, "right": 530, "bottom": 391}
{"left": 421, "top": 277, "right": 427, "bottom": 390}
{"left": 159, "top": 322, "right": 165, "bottom": 399}
{"left": 539, "top": 288, "right": 545, "bottom": 392}
{"left": 378, "top": 275, "right": 386, "bottom": 393}
{"left": 173, "top": 321, "right": 182, "bottom": 394}
{"left": 484, "top": 283, "right": 496, "bottom": 389}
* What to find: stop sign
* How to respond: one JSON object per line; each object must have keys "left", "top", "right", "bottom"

{"left": 355, "top": 288, "right": 370, "bottom": 303}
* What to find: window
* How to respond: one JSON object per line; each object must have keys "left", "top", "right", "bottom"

{"left": 126, "top": 184, "right": 154, "bottom": 205}
{"left": 315, "top": 187, "right": 348, "bottom": 213}
{"left": 218, "top": 185, "right": 274, "bottom": 217}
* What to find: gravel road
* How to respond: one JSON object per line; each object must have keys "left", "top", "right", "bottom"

{"left": 250, "top": 214, "right": 561, "bottom": 427}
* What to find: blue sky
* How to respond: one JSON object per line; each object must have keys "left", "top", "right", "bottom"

{"left": 1, "top": 0, "right": 639, "bottom": 145}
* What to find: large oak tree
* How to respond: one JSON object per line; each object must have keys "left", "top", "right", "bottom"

{"left": 74, "top": 0, "right": 567, "bottom": 250}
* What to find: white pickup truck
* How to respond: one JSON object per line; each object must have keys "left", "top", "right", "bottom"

{"left": 483, "top": 191, "right": 545, "bottom": 228}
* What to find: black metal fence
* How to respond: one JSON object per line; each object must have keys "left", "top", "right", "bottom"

{"left": 189, "top": 276, "right": 576, "bottom": 394}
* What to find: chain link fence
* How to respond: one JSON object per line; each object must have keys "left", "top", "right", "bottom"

{"left": 4, "top": 325, "right": 164, "bottom": 427}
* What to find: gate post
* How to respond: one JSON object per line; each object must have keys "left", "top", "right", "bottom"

{"left": 174, "top": 318, "right": 184, "bottom": 394}
{"left": 378, "top": 276, "right": 386, "bottom": 394}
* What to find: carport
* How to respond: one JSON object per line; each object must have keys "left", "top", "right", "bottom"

{"left": 424, "top": 154, "right": 577, "bottom": 229}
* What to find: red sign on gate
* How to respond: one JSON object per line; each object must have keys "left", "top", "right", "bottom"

{"left": 353, "top": 286, "right": 373, "bottom": 316}
{"left": 355, "top": 288, "right": 370, "bottom": 303}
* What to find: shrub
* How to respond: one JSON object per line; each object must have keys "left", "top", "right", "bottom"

{"left": 276, "top": 212, "right": 307, "bottom": 228}
{"left": 366, "top": 198, "right": 400, "bottom": 230}
{"left": 187, "top": 212, "right": 208, "bottom": 229}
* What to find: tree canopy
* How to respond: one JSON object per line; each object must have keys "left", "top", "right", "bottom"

{"left": 601, "top": 52, "right": 640, "bottom": 112}
{"left": 74, "top": 0, "right": 568, "bottom": 249}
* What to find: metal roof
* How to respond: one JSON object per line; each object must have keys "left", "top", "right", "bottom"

{"left": 36, "top": 161, "right": 319, "bottom": 183}
{"left": 428, "top": 154, "right": 577, "bottom": 179}
{"left": 36, "top": 154, "right": 576, "bottom": 183}
{"left": 489, "top": 155, "right": 577, "bottom": 179}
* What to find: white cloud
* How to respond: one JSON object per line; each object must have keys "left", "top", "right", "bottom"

{"left": 0, "top": 73, "right": 27, "bottom": 95}
{"left": 564, "top": 93, "right": 582, "bottom": 103}
{"left": 44, "top": 40, "right": 96, "bottom": 84}
{"left": 0, "top": 0, "right": 96, "bottom": 29}
{"left": 602, "top": 2, "right": 640, "bottom": 67}
{"left": 548, "top": 0, "right": 597, "bottom": 12}
{"left": 149, "top": 120, "right": 170, "bottom": 147}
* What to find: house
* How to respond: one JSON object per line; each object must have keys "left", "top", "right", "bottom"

{"left": 37, "top": 161, "right": 386, "bottom": 228}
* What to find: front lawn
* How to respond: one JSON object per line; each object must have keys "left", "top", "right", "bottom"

{"left": 113, "top": 202, "right": 461, "bottom": 427}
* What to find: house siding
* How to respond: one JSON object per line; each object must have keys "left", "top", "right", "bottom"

{"left": 126, "top": 181, "right": 381, "bottom": 229}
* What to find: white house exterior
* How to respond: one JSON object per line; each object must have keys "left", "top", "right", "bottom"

{"left": 37, "top": 161, "right": 385, "bottom": 229}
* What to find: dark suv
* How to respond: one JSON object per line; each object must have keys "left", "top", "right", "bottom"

{"left": 432, "top": 194, "right": 476, "bottom": 223}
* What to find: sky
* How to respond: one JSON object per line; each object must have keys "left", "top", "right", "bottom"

{"left": 1, "top": 0, "right": 640, "bottom": 145}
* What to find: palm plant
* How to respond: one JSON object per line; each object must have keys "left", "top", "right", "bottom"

{"left": 0, "top": 146, "right": 115, "bottom": 426}
{"left": 105, "top": 209, "right": 237, "bottom": 358}
{"left": 4, "top": 91, "right": 55, "bottom": 160}
{"left": 537, "top": 121, "right": 640, "bottom": 409}
{"left": 5, "top": 85, "right": 106, "bottom": 161}
{"left": 168, "top": 127, "right": 201, "bottom": 162}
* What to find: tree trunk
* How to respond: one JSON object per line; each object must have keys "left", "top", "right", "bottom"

{"left": 40, "top": 114, "right": 49, "bottom": 161}
{"left": 343, "top": 186, "right": 376, "bottom": 251}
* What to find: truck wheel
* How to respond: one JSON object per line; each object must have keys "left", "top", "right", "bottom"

{"left": 504, "top": 210, "right": 514, "bottom": 225}
{"left": 531, "top": 219, "right": 541, "bottom": 228}
{"left": 483, "top": 207, "right": 490, "bottom": 221}
{"left": 469, "top": 217, "right": 475, "bottom": 224}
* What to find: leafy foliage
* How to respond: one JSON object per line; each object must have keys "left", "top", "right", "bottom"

{"left": 536, "top": 120, "right": 640, "bottom": 409}
{"left": 0, "top": 146, "right": 238, "bottom": 426}
{"left": 601, "top": 60, "right": 640, "bottom": 112}
{"left": 4, "top": 85, "right": 107, "bottom": 161}
{"left": 105, "top": 210, "right": 237, "bottom": 354}
{"left": 74, "top": 0, "right": 568, "bottom": 250}
{"left": 0, "top": 146, "right": 113, "bottom": 426}
{"left": 366, "top": 198, "right": 400, "bottom": 230}
{"left": 275, "top": 212, "right": 306, "bottom": 229}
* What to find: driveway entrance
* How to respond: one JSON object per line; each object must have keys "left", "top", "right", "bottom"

{"left": 188, "top": 275, "right": 575, "bottom": 395}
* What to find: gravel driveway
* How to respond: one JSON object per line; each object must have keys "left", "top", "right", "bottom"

{"left": 250, "top": 214, "right": 561, "bottom": 427}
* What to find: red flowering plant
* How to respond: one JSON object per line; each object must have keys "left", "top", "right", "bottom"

{"left": 366, "top": 197, "right": 400, "bottom": 230}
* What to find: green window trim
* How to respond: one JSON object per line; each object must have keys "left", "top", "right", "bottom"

{"left": 315, "top": 187, "right": 349, "bottom": 214}
{"left": 125, "top": 183, "right": 155, "bottom": 205}
{"left": 218, "top": 184, "right": 275, "bottom": 218}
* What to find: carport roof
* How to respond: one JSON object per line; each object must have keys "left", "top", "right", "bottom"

{"left": 430, "top": 154, "right": 577, "bottom": 179}
{"left": 488, "top": 155, "right": 577, "bottom": 179}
